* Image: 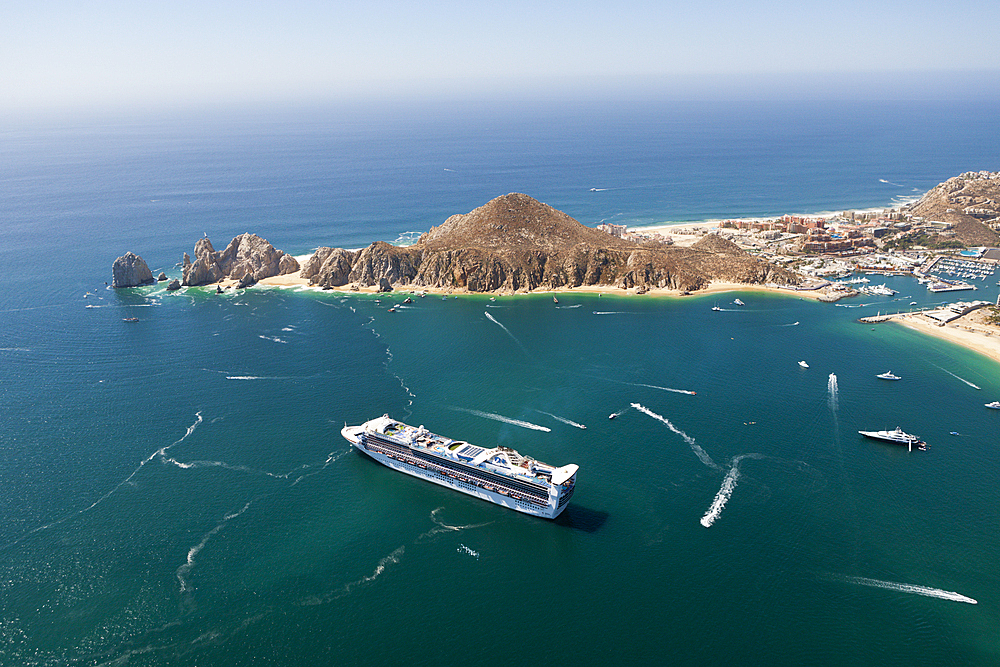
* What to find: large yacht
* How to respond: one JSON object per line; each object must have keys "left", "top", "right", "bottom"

{"left": 858, "top": 427, "right": 926, "bottom": 451}
{"left": 342, "top": 415, "right": 578, "bottom": 518}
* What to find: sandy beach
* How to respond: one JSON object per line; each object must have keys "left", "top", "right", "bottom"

{"left": 894, "top": 310, "right": 1000, "bottom": 365}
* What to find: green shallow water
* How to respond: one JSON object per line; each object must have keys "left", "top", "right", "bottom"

{"left": 2, "top": 282, "right": 999, "bottom": 665}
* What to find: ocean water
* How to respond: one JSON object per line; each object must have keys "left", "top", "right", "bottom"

{"left": 2, "top": 99, "right": 1000, "bottom": 666}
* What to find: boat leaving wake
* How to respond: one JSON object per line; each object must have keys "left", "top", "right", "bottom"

{"left": 631, "top": 403, "right": 719, "bottom": 469}
{"left": 935, "top": 365, "right": 981, "bottom": 390}
{"left": 450, "top": 406, "right": 551, "bottom": 432}
{"left": 535, "top": 410, "right": 587, "bottom": 429}
{"left": 827, "top": 373, "right": 838, "bottom": 412}
{"left": 838, "top": 575, "right": 977, "bottom": 604}
{"left": 484, "top": 311, "right": 529, "bottom": 355}
{"left": 700, "top": 453, "right": 763, "bottom": 527}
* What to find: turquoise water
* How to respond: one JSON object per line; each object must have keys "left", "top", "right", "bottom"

{"left": 2, "top": 100, "right": 1000, "bottom": 665}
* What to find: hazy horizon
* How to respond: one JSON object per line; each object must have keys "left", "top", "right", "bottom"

{"left": 4, "top": 0, "right": 1000, "bottom": 117}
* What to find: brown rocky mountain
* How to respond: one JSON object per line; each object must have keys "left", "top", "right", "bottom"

{"left": 302, "top": 193, "right": 798, "bottom": 292}
{"left": 905, "top": 171, "right": 1000, "bottom": 245}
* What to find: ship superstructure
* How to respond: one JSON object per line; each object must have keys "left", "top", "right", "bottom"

{"left": 342, "top": 415, "right": 578, "bottom": 519}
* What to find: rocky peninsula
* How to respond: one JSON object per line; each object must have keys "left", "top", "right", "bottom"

{"left": 301, "top": 193, "right": 798, "bottom": 293}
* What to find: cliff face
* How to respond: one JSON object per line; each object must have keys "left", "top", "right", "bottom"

{"left": 182, "top": 233, "right": 300, "bottom": 286}
{"left": 906, "top": 171, "right": 1000, "bottom": 245}
{"left": 111, "top": 251, "right": 155, "bottom": 288}
{"left": 305, "top": 193, "right": 798, "bottom": 292}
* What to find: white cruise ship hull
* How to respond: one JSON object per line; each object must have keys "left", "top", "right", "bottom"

{"left": 342, "top": 422, "right": 574, "bottom": 519}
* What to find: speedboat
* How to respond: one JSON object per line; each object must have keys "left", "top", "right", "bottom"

{"left": 712, "top": 304, "right": 722, "bottom": 311}
{"left": 877, "top": 371, "right": 901, "bottom": 380}
{"left": 986, "top": 401, "right": 1000, "bottom": 409}
{"left": 798, "top": 361, "right": 809, "bottom": 368}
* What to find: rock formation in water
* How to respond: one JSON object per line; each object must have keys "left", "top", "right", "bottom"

{"left": 181, "top": 233, "right": 300, "bottom": 287}
{"left": 111, "top": 252, "right": 155, "bottom": 288}
{"left": 304, "top": 193, "right": 798, "bottom": 293}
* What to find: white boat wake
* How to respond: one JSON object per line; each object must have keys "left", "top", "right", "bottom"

{"left": 484, "top": 311, "right": 529, "bottom": 355}
{"left": 700, "top": 453, "right": 763, "bottom": 527}
{"left": 417, "top": 507, "right": 494, "bottom": 541}
{"left": 450, "top": 407, "right": 551, "bottom": 432}
{"left": 177, "top": 501, "right": 253, "bottom": 595}
{"left": 827, "top": 373, "right": 838, "bottom": 412}
{"left": 631, "top": 403, "right": 719, "bottom": 469}
{"left": 535, "top": 410, "right": 587, "bottom": 429}
{"left": 838, "top": 575, "right": 977, "bottom": 604}
{"left": 1, "top": 412, "right": 205, "bottom": 551}
{"left": 935, "top": 365, "right": 981, "bottom": 390}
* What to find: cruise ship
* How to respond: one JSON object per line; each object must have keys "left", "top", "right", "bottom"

{"left": 342, "top": 415, "right": 578, "bottom": 519}
{"left": 858, "top": 427, "right": 926, "bottom": 451}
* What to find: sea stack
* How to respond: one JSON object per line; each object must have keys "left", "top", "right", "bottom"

{"left": 111, "top": 252, "right": 155, "bottom": 288}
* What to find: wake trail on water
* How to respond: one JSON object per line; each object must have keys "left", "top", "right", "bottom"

{"left": 484, "top": 311, "right": 529, "bottom": 356}
{"left": 291, "top": 449, "right": 352, "bottom": 485}
{"left": 934, "top": 365, "right": 981, "bottom": 390}
{"left": 534, "top": 410, "right": 587, "bottom": 429}
{"left": 1, "top": 412, "right": 205, "bottom": 551}
{"left": 450, "top": 406, "right": 551, "bottom": 432}
{"left": 828, "top": 373, "right": 839, "bottom": 413}
{"left": 417, "top": 507, "right": 494, "bottom": 542}
{"left": 631, "top": 403, "right": 719, "bottom": 469}
{"left": 837, "top": 575, "right": 977, "bottom": 604}
{"left": 177, "top": 501, "right": 253, "bottom": 595}
{"left": 700, "top": 453, "right": 763, "bottom": 527}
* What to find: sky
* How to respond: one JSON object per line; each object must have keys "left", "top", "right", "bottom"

{"left": 2, "top": 0, "right": 999, "bottom": 114}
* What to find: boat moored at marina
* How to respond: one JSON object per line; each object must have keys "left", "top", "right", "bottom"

{"left": 342, "top": 415, "right": 578, "bottom": 519}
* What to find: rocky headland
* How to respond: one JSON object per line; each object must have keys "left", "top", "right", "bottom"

{"left": 904, "top": 171, "right": 1000, "bottom": 246}
{"left": 301, "top": 193, "right": 799, "bottom": 293}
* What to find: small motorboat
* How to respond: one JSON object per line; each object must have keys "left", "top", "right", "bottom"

{"left": 986, "top": 401, "right": 1000, "bottom": 409}
{"left": 798, "top": 361, "right": 809, "bottom": 368}
{"left": 733, "top": 299, "right": 745, "bottom": 306}
{"left": 608, "top": 413, "right": 617, "bottom": 420}
{"left": 877, "top": 371, "right": 901, "bottom": 380}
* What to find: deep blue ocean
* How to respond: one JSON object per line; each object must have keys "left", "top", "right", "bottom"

{"left": 2, "top": 99, "right": 1000, "bottom": 666}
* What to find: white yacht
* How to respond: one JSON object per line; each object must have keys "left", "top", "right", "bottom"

{"left": 877, "top": 371, "right": 901, "bottom": 380}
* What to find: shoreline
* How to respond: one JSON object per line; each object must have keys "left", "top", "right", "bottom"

{"left": 893, "top": 311, "right": 1000, "bottom": 365}
{"left": 204, "top": 272, "right": 1000, "bottom": 365}
{"left": 248, "top": 271, "right": 823, "bottom": 301}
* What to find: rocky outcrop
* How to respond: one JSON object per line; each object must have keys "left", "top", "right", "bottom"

{"left": 111, "top": 252, "right": 155, "bottom": 288}
{"left": 181, "top": 233, "right": 300, "bottom": 286}
{"left": 157, "top": 272, "right": 167, "bottom": 281}
{"left": 304, "top": 193, "right": 799, "bottom": 293}
{"left": 301, "top": 247, "right": 359, "bottom": 287}
{"left": 166, "top": 279, "right": 181, "bottom": 291}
